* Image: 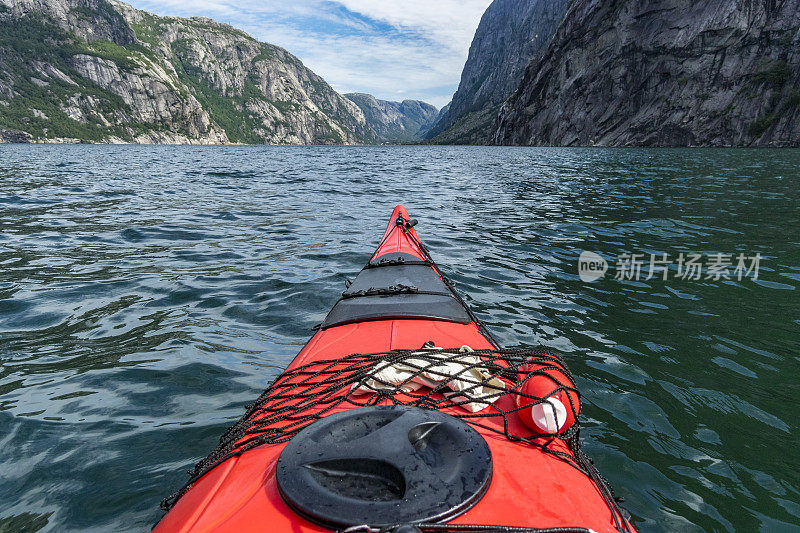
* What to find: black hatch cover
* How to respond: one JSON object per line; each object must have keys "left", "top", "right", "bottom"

{"left": 276, "top": 406, "right": 493, "bottom": 528}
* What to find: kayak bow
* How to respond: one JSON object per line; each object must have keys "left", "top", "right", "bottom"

{"left": 156, "top": 205, "right": 635, "bottom": 533}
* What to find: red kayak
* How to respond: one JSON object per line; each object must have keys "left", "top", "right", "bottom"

{"left": 156, "top": 205, "right": 635, "bottom": 533}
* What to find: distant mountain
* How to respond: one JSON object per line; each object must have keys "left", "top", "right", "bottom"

{"left": 435, "top": 102, "right": 450, "bottom": 124}
{"left": 426, "top": 0, "right": 568, "bottom": 144}
{"left": 0, "top": 0, "right": 377, "bottom": 144}
{"left": 344, "top": 93, "right": 438, "bottom": 143}
{"left": 495, "top": 0, "right": 800, "bottom": 147}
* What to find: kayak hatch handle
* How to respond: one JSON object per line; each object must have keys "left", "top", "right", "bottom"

{"left": 304, "top": 459, "right": 406, "bottom": 500}
{"left": 407, "top": 421, "right": 441, "bottom": 452}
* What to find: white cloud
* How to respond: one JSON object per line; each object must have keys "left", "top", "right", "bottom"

{"left": 330, "top": 0, "right": 490, "bottom": 49}
{"left": 245, "top": 24, "right": 464, "bottom": 107}
{"left": 125, "top": 0, "right": 493, "bottom": 108}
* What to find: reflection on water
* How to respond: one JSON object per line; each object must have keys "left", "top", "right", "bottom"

{"left": 0, "top": 145, "right": 798, "bottom": 532}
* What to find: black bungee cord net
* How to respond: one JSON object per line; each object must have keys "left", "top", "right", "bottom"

{"left": 159, "top": 215, "right": 632, "bottom": 533}
{"left": 160, "top": 348, "right": 631, "bottom": 532}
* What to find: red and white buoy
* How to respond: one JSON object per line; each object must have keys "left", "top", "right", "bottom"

{"left": 515, "top": 358, "right": 580, "bottom": 435}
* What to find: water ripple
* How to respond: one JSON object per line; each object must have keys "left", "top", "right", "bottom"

{"left": 0, "top": 145, "right": 798, "bottom": 532}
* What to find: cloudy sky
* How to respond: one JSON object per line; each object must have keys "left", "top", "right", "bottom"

{"left": 125, "top": 0, "right": 494, "bottom": 109}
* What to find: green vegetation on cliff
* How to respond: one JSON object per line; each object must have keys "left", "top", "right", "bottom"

{"left": 0, "top": 0, "right": 397, "bottom": 144}
{"left": 0, "top": 12, "right": 138, "bottom": 140}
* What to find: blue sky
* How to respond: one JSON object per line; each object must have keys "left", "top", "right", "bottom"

{"left": 125, "top": 0, "right": 494, "bottom": 109}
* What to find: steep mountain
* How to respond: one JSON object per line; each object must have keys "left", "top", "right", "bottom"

{"left": 0, "top": 0, "right": 376, "bottom": 144}
{"left": 494, "top": 0, "right": 800, "bottom": 147}
{"left": 345, "top": 93, "right": 438, "bottom": 143}
{"left": 425, "top": 0, "right": 569, "bottom": 144}
{"left": 435, "top": 103, "right": 450, "bottom": 125}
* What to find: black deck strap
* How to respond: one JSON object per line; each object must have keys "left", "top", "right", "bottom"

{"left": 341, "top": 286, "right": 453, "bottom": 300}
{"left": 364, "top": 259, "right": 432, "bottom": 269}
{"left": 416, "top": 526, "right": 592, "bottom": 533}
{"left": 343, "top": 284, "right": 420, "bottom": 298}
{"left": 365, "top": 252, "right": 432, "bottom": 269}
{"left": 338, "top": 525, "right": 595, "bottom": 533}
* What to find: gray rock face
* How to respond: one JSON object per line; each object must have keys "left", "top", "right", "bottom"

{"left": 495, "top": 0, "right": 800, "bottom": 147}
{"left": 0, "top": 0, "right": 378, "bottom": 144}
{"left": 426, "top": 0, "right": 568, "bottom": 144}
{"left": 0, "top": 128, "right": 33, "bottom": 142}
{"left": 4, "top": 0, "right": 136, "bottom": 44}
{"left": 345, "top": 93, "right": 438, "bottom": 143}
{"left": 67, "top": 53, "right": 224, "bottom": 142}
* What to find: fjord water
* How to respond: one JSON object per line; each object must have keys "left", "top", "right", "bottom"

{"left": 0, "top": 145, "right": 798, "bottom": 532}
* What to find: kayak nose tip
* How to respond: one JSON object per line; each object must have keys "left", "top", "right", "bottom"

{"left": 374, "top": 204, "right": 424, "bottom": 261}
{"left": 392, "top": 204, "right": 408, "bottom": 218}
{"left": 392, "top": 204, "right": 411, "bottom": 220}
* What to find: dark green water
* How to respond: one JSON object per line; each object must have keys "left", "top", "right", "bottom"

{"left": 0, "top": 145, "right": 798, "bottom": 532}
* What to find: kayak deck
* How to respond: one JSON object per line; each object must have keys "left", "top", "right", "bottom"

{"left": 156, "top": 206, "right": 634, "bottom": 533}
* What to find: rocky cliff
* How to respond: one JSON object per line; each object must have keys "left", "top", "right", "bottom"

{"left": 0, "top": 0, "right": 378, "bottom": 144}
{"left": 426, "top": 0, "right": 568, "bottom": 144}
{"left": 345, "top": 93, "right": 438, "bottom": 143}
{"left": 494, "top": 0, "right": 800, "bottom": 147}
